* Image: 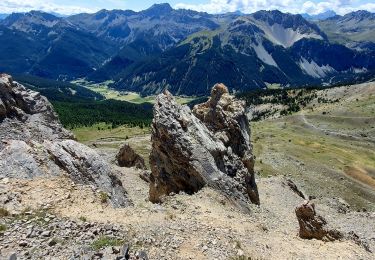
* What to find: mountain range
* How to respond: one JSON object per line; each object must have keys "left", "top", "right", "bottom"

{"left": 317, "top": 10, "right": 375, "bottom": 46}
{"left": 301, "top": 10, "right": 337, "bottom": 21}
{"left": 0, "top": 3, "right": 374, "bottom": 96}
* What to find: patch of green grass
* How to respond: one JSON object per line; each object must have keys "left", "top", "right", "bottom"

{"left": 99, "top": 192, "right": 109, "bottom": 204}
{"left": 179, "top": 27, "right": 223, "bottom": 46}
{"left": 72, "top": 123, "right": 151, "bottom": 168}
{"left": 91, "top": 236, "right": 124, "bottom": 250}
{"left": 10, "top": 208, "right": 51, "bottom": 226}
{"left": 79, "top": 216, "right": 87, "bottom": 222}
{"left": 0, "top": 208, "right": 9, "bottom": 217}
{"left": 72, "top": 124, "right": 150, "bottom": 143}
{"left": 118, "top": 92, "right": 155, "bottom": 104}
{"left": 255, "top": 161, "right": 278, "bottom": 177}
{"left": 0, "top": 224, "right": 7, "bottom": 232}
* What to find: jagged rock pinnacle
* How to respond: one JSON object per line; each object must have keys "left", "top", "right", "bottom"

{"left": 149, "top": 83, "right": 259, "bottom": 211}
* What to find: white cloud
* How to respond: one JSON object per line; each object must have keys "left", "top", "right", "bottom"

{"left": 174, "top": 0, "right": 375, "bottom": 15}
{"left": 175, "top": 0, "right": 237, "bottom": 14}
{"left": 0, "top": 0, "right": 99, "bottom": 15}
{"left": 174, "top": 0, "right": 314, "bottom": 14}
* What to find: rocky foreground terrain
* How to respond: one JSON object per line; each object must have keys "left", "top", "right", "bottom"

{"left": 0, "top": 74, "right": 131, "bottom": 208}
{"left": 1, "top": 74, "right": 374, "bottom": 259}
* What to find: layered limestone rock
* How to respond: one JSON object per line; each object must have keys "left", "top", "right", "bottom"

{"left": 116, "top": 144, "right": 146, "bottom": 169}
{"left": 0, "top": 74, "right": 131, "bottom": 207}
{"left": 295, "top": 200, "right": 342, "bottom": 241}
{"left": 149, "top": 83, "right": 259, "bottom": 210}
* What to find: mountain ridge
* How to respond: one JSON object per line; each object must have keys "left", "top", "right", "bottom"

{"left": 0, "top": 5, "right": 374, "bottom": 95}
{"left": 99, "top": 10, "right": 374, "bottom": 95}
{"left": 301, "top": 10, "right": 337, "bottom": 21}
{"left": 317, "top": 10, "right": 375, "bottom": 46}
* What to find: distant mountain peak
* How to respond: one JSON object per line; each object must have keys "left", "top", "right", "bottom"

{"left": 319, "top": 10, "right": 336, "bottom": 16}
{"left": 252, "top": 9, "right": 283, "bottom": 18}
{"left": 150, "top": 3, "right": 172, "bottom": 9}
{"left": 250, "top": 10, "right": 326, "bottom": 41}
{"left": 4, "top": 10, "right": 60, "bottom": 22}
{"left": 0, "top": 10, "right": 70, "bottom": 35}
{"left": 28, "top": 10, "right": 60, "bottom": 20}
{"left": 301, "top": 10, "right": 337, "bottom": 21}
{"left": 252, "top": 10, "right": 307, "bottom": 25}
{"left": 1, "top": 10, "right": 64, "bottom": 32}
{"left": 142, "top": 3, "right": 173, "bottom": 15}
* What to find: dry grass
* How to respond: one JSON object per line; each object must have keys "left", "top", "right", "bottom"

{"left": 252, "top": 82, "right": 375, "bottom": 210}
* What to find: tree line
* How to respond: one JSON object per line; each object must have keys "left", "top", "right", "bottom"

{"left": 52, "top": 100, "right": 152, "bottom": 129}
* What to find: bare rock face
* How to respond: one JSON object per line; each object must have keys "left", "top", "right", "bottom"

{"left": 0, "top": 74, "right": 131, "bottom": 207}
{"left": 295, "top": 200, "right": 343, "bottom": 241}
{"left": 47, "top": 140, "right": 132, "bottom": 207}
{"left": 149, "top": 83, "right": 259, "bottom": 210}
{"left": 116, "top": 144, "right": 146, "bottom": 169}
{"left": 0, "top": 74, "right": 73, "bottom": 148}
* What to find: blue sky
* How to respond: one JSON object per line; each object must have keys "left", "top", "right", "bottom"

{"left": 0, "top": 0, "right": 374, "bottom": 15}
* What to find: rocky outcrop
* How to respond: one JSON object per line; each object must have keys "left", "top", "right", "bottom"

{"left": 116, "top": 144, "right": 146, "bottom": 169}
{"left": 48, "top": 140, "right": 131, "bottom": 207}
{"left": 285, "top": 179, "right": 306, "bottom": 199}
{"left": 295, "top": 200, "right": 343, "bottom": 241}
{"left": 149, "top": 83, "right": 259, "bottom": 210}
{"left": 0, "top": 74, "right": 73, "bottom": 149}
{"left": 0, "top": 74, "right": 131, "bottom": 207}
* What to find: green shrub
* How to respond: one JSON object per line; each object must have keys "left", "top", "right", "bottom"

{"left": 91, "top": 236, "right": 124, "bottom": 250}
{"left": 99, "top": 192, "right": 109, "bottom": 204}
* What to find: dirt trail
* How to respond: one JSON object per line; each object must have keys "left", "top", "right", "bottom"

{"left": 298, "top": 113, "right": 375, "bottom": 143}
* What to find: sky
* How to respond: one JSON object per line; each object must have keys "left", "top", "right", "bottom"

{"left": 0, "top": 0, "right": 374, "bottom": 15}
